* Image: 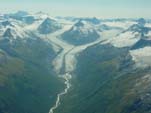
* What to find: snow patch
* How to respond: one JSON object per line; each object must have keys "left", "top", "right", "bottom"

{"left": 145, "top": 23, "right": 151, "bottom": 28}
{"left": 145, "top": 31, "right": 151, "bottom": 39}
{"left": 130, "top": 47, "right": 151, "bottom": 67}
{"left": 110, "top": 31, "right": 140, "bottom": 48}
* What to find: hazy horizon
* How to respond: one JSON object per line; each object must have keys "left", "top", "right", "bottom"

{"left": 0, "top": 0, "right": 151, "bottom": 18}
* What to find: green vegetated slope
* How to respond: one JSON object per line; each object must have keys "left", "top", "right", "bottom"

{"left": 0, "top": 37, "right": 64, "bottom": 113}
{"left": 55, "top": 44, "right": 151, "bottom": 113}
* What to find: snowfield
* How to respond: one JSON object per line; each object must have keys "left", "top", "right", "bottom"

{"left": 103, "top": 21, "right": 136, "bottom": 29}
{"left": 110, "top": 31, "right": 140, "bottom": 48}
{"left": 130, "top": 47, "right": 151, "bottom": 67}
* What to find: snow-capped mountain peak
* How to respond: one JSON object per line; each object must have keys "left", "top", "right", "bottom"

{"left": 127, "top": 23, "right": 150, "bottom": 35}
{"left": 74, "top": 20, "right": 85, "bottom": 27}
{"left": 38, "top": 17, "right": 62, "bottom": 34}
{"left": 1, "top": 20, "right": 14, "bottom": 27}
{"left": 70, "top": 20, "right": 97, "bottom": 35}
{"left": 2, "top": 26, "right": 27, "bottom": 40}
{"left": 61, "top": 20, "right": 100, "bottom": 45}
{"left": 108, "top": 21, "right": 151, "bottom": 48}
{"left": 3, "top": 28, "right": 14, "bottom": 38}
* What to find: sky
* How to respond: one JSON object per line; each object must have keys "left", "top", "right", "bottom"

{"left": 0, "top": 0, "right": 151, "bottom": 18}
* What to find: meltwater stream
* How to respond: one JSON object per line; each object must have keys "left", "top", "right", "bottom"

{"left": 47, "top": 24, "right": 110, "bottom": 113}
{"left": 49, "top": 73, "right": 71, "bottom": 113}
